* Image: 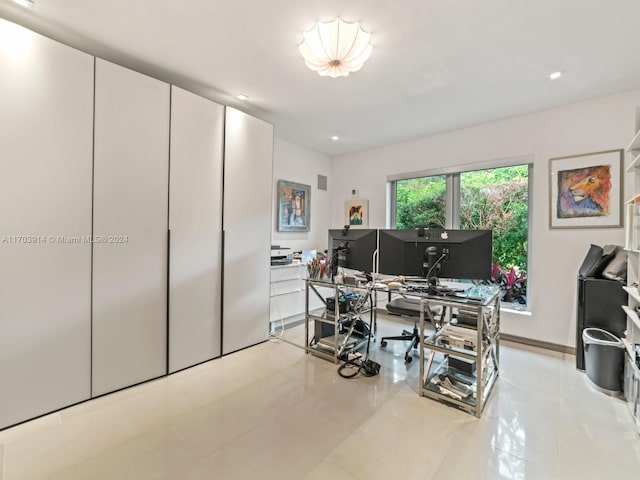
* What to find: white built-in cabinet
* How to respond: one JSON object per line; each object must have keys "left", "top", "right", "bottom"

{"left": 223, "top": 108, "right": 273, "bottom": 354}
{"left": 270, "top": 265, "right": 324, "bottom": 324}
{"left": 270, "top": 265, "right": 308, "bottom": 322}
{"left": 168, "top": 86, "right": 224, "bottom": 372}
{"left": 0, "top": 18, "right": 273, "bottom": 430}
{"left": 92, "top": 59, "right": 170, "bottom": 396}
{"left": 0, "top": 19, "right": 94, "bottom": 427}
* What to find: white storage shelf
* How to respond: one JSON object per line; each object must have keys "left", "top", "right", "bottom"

{"left": 270, "top": 264, "right": 323, "bottom": 323}
{"left": 625, "top": 152, "right": 640, "bottom": 173}
{"left": 626, "top": 129, "right": 640, "bottom": 154}
{"left": 624, "top": 111, "right": 640, "bottom": 436}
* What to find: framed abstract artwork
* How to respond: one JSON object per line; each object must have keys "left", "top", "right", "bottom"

{"left": 549, "top": 149, "right": 623, "bottom": 229}
{"left": 345, "top": 199, "right": 369, "bottom": 229}
{"left": 277, "top": 179, "right": 310, "bottom": 232}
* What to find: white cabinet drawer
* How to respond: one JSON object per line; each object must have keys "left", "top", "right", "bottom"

{"left": 271, "top": 278, "right": 302, "bottom": 296}
{"left": 270, "top": 291, "right": 305, "bottom": 321}
{"left": 271, "top": 264, "right": 305, "bottom": 282}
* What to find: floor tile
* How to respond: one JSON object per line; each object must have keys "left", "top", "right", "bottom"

{"left": 1, "top": 316, "right": 639, "bottom": 479}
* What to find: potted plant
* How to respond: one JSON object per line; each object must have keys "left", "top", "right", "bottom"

{"left": 492, "top": 264, "right": 527, "bottom": 304}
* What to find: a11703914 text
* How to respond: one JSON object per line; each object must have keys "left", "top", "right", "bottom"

{"left": 1, "top": 235, "right": 129, "bottom": 245}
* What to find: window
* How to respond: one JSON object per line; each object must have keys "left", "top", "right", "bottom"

{"left": 395, "top": 175, "right": 446, "bottom": 229}
{"left": 391, "top": 163, "right": 531, "bottom": 309}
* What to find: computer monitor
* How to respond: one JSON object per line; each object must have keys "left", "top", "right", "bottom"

{"left": 378, "top": 228, "right": 492, "bottom": 283}
{"left": 328, "top": 227, "right": 378, "bottom": 275}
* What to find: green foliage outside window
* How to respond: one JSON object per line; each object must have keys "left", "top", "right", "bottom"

{"left": 396, "top": 175, "right": 446, "bottom": 229}
{"left": 395, "top": 165, "right": 529, "bottom": 305}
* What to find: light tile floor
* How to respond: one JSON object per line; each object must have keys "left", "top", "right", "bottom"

{"left": 1, "top": 316, "right": 639, "bottom": 480}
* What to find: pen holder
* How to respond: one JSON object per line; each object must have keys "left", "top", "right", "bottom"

{"left": 307, "top": 260, "right": 325, "bottom": 280}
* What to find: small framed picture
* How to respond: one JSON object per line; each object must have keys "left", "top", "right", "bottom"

{"left": 549, "top": 149, "right": 623, "bottom": 229}
{"left": 277, "top": 180, "right": 310, "bottom": 232}
{"left": 345, "top": 199, "right": 369, "bottom": 229}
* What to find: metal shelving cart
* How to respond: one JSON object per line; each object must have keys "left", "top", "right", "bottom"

{"left": 305, "top": 278, "right": 374, "bottom": 364}
{"left": 418, "top": 285, "right": 501, "bottom": 417}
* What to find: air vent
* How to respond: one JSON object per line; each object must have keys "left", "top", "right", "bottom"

{"left": 317, "top": 174, "right": 327, "bottom": 191}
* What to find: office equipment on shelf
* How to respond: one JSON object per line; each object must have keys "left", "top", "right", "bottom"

{"left": 430, "top": 372, "right": 474, "bottom": 399}
{"left": 271, "top": 245, "right": 292, "bottom": 266}
{"left": 449, "top": 356, "right": 476, "bottom": 375}
{"left": 439, "top": 324, "right": 477, "bottom": 350}
{"left": 378, "top": 228, "right": 492, "bottom": 295}
{"left": 305, "top": 279, "right": 376, "bottom": 364}
{"left": 419, "top": 285, "right": 500, "bottom": 417}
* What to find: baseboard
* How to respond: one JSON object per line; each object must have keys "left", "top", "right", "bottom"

{"left": 377, "top": 310, "right": 576, "bottom": 355}
{"left": 501, "top": 333, "right": 576, "bottom": 355}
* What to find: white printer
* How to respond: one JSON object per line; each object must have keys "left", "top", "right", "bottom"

{"left": 270, "top": 246, "right": 293, "bottom": 266}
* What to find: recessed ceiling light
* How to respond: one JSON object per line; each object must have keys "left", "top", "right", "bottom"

{"left": 331, "top": 136, "right": 339, "bottom": 141}
{"left": 12, "top": 0, "right": 34, "bottom": 8}
{"left": 549, "top": 71, "right": 563, "bottom": 80}
{"left": 236, "top": 94, "right": 249, "bottom": 101}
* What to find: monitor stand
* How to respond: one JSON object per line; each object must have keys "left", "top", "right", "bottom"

{"left": 427, "top": 277, "right": 461, "bottom": 296}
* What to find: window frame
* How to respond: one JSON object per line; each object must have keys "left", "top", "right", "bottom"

{"left": 387, "top": 155, "right": 533, "bottom": 310}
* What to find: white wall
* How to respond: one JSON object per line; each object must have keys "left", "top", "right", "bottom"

{"left": 329, "top": 88, "right": 640, "bottom": 348}
{"left": 272, "top": 138, "right": 332, "bottom": 254}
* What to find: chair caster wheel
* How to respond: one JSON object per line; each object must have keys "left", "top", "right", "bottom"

{"left": 405, "top": 355, "right": 412, "bottom": 364}
{"left": 380, "top": 340, "right": 387, "bottom": 347}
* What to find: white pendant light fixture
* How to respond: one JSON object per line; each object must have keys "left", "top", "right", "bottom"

{"left": 299, "top": 18, "right": 372, "bottom": 78}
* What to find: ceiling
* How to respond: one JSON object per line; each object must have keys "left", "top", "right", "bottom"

{"left": 2, "top": 0, "right": 640, "bottom": 156}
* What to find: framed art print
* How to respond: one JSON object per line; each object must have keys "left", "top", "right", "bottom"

{"left": 345, "top": 199, "right": 369, "bottom": 229}
{"left": 277, "top": 179, "right": 310, "bottom": 232}
{"left": 549, "top": 149, "right": 623, "bottom": 229}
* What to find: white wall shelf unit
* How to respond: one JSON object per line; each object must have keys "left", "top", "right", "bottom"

{"left": 623, "top": 109, "right": 640, "bottom": 435}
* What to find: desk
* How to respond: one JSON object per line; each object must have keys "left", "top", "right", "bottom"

{"left": 417, "top": 285, "right": 500, "bottom": 417}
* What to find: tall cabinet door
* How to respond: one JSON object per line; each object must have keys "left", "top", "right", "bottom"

{"left": 0, "top": 19, "right": 94, "bottom": 428}
{"left": 92, "top": 59, "right": 170, "bottom": 396}
{"left": 168, "top": 86, "right": 224, "bottom": 373}
{"left": 223, "top": 107, "right": 273, "bottom": 354}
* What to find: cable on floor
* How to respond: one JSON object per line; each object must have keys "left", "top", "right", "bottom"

{"left": 337, "top": 356, "right": 380, "bottom": 379}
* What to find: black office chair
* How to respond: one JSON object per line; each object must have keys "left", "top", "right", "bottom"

{"left": 380, "top": 297, "right": 443, "bottom": 363}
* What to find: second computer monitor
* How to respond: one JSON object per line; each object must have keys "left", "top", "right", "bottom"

{"left": 328, "top": 228, "right": 378, "bottom": 274}
{"left": 378, "top": 228, "right": 492, "bottom": 281}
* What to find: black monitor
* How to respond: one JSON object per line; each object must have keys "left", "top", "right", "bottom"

{"left": 378, "top": 228, "right": 492, "bottom": 283}
{"left": 328, "top": 227, "right": 378, "bottom": 275}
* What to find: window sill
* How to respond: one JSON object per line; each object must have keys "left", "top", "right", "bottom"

{"left": 501, "top": 306, "right": 531, "bottom": 316}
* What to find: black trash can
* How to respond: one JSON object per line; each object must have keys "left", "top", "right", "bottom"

{"left": 582, "top": 327, "right": 624, "bottom": 392}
